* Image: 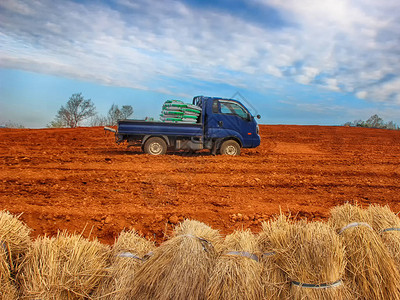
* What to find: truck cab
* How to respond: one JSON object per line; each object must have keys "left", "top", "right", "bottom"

{"left": 195, "top": 96, "right": 260, "bottom": 154}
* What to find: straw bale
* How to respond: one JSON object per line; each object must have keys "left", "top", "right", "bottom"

{"left": 19, "top": 236, "right": 58, "bottom": 299}
{"left": 0, "top": 210, "right": 31, "bottom": 273}
{"left": 285, "top": 221, "right": 352, "bottom": 300}
{"left": 258, "top": 214, "right": 292, "bottom": 299}
{"left": 0, "top": 245, "right": 18, "bottom": 300}
{"left": 111, "top": 229, "right": 155, "bottom": 258}
{"left": 131, "top": 219, "right": 222, "bottom": 300}
{"left": 0, "top": 280, "right": 18, "bottom": 300}
{"left": 19, "top": 232, "right": 110, "bottom": 300}
{"left": 368, "top": 204, "right": 400, "bottom": 271}
{"left": 92, "top": 229, "right": 155, "bottom": 300}
{"left": 329, "top": 203, "right": 400, "bottom": 300}
{"left": 206, "top": 229, "right": 263, "bottom": 300}
{"left": 173, "top": 219, "right": 224, "bottom": 252}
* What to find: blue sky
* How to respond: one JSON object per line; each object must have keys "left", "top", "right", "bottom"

{"left": 1, "top": 0, "right": 400, "bottom": 128}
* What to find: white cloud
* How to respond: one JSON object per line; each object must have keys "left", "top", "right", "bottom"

{"left": 0, "top": 0, "right": 34, "bottom": 15}
{"left": 258, "top": 0, "right": 400, "bottom": 103}
{"left": 296, "top": 67, "right": 320, "bottom": 85}
{"left": 356, "top": 91, "right": 367, "bottom": 99}
{"left": 0, "top": 0, "right": 400, "bottom": 106}
{"left": 358, "top": 77, "right": 400, "bottom": 104}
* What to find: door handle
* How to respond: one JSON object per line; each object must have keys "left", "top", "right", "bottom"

{"left": 218, "top": 121, "right": 223, "bottom": 127}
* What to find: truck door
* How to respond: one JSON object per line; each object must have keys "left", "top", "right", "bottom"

{"left": 207, "top": 99, "right": 258, "bottom": 147}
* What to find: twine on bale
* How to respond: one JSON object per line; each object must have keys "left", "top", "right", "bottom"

{"left": 142, "top": 251, "right": 154, "bottom": 260}
{"left": 382, "top": 227, "right": 400, "bottom": 233}
{"left": 117, "top": 252, "right": 144, "bottom": 260}
{"left": 225, "top": 251, "right": 259, "bottom": 262}
{"left": 291, "top": 279, "right": 343, "bottom": 289}
{"left": 262, "top": 251, "right": 276, "bottom": 257}
{"left": 338, "top": 222, "right": 373, "bottom": 234}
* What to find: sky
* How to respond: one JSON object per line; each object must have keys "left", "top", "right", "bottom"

{"left": 1, "top": 0, "right": 400, "bottom": 128}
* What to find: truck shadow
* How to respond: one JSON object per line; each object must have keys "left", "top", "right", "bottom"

{"left": 100, "top": 149, "right": 213, "bottom": 157}
{"left": 169, "top": 150, "right": 213, "bottom": 157}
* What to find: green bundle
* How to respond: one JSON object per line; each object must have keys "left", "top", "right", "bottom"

{"left": 160, "top": 100, "right": 201, "bottom": 123}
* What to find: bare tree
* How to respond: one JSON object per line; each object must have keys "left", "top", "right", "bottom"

{"left": 107, "top": 104, "right": 133, "bottom": 125}
{"left": 121, "top": 105, "right": 133, "bottom": 119}
{"left": 365, "top": 114, "right": 384, "bottom": 128}
{"left": 52, "top": 93, "right": 96, "bottom": 128}
{"left": 47, "top": 119, "right": 65, "bottom": 128}
{"left": 108, "top": 104, "right": 121, "bottom": 126}
{"left": 386, "top": 121, "right": 399, "bottom": 130}
{"left": 89, "top": 115, "right": 108, "bottom": 127}
{"left": 4, "top": 121, "right": 25, "bottom": 128}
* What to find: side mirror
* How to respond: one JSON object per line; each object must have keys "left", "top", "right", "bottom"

{"left": 256, "top": 115, "right": 261, "bottom": 119}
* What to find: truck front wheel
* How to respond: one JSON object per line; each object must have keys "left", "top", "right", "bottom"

{"left": 219, "top": 140, "right": 241, "bottom": 156}
{"left": 143, "top": 137, "right": 167, "bottom": 155}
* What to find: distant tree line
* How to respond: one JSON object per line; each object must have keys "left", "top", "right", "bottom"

{"left": 1, "top": 121, "right": 25, "bottom": 129}
{"left": 344, "top": 114, "right": 399, "bottom": 130}
{"left": 47, "top": 93, "right": 134, "bottom": 128}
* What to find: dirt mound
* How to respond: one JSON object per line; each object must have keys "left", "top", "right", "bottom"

{"left": 1, "top": 125, "right": 399, "bottom": 244}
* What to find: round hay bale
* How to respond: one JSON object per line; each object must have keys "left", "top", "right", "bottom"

{"left": 258, "top": 214, "right": 292, "bottom": 300}
{"left": 368, "top": 204, "right": 400, "bottom": 271}
{"left": 19, "top": 232, "right": 110, "bottom": 299}
{"left": 329, "top": 203, "right": 400, "bottom": 300}
{"left": 206, "top": 229, "right": 263, "bottom": 300}
{"left": 285, "top": 221, "right": 352, "bottom": 300}
{"left": 131, "top": 219, "right": 222, "bottom": 300}
{"left": 92, "top": 229, "right": 155, "bottom": 300}
{"left": 0, "top": 211, "right": 31, "bottom": 273}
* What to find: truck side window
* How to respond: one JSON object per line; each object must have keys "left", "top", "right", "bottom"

{"left": 220, "top": 101, "right": 249, "bottom": 119}
{"left": 212, "top": 100, "right": 219, "bottom": 113}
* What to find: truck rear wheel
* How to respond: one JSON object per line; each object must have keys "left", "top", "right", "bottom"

{"left": 219, "top": 140, "right": 241, "bottom": 156}
{"left": 143, "top": 137, "right": 167, "bottom": 155}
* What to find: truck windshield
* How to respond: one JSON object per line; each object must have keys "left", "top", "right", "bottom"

{"left": 219, "top": 101, "right": 249, "bottom": 119}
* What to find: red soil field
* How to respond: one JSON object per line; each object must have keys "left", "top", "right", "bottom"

{"left": 1, "top": 125, "right": 399, "bottom": 244}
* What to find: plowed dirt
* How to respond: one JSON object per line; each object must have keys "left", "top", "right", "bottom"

{"left": 1, "top": 125, "right": 399, "bottom": 244}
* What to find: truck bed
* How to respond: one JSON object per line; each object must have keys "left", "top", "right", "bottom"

{"left": 117, "top": 120, "right": 203, "bottom": 137}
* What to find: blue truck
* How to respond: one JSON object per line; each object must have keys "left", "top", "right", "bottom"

{"left": 105, "top": 96, "right": 261, "bottom": 155}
